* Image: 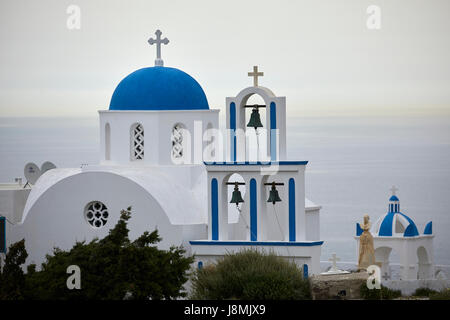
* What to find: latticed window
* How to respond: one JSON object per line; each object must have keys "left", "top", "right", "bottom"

{"left": 84, "top": 201, "right": 108, "bottom": 229}
{"left": 171, "top": 124, "right": 184, "bottom": 159}
{"left": 131, "top": 123, "right": 144, "bottom": 160}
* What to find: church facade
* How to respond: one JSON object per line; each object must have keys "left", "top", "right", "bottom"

{"left": 1, "top": 30, "right": 323, "bottom": 275}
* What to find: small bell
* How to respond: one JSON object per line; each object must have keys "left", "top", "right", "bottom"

{"left": 247, "top": 107, "right": 263, "bottom": 129}
{"left": 267, "top": 182, "right": 282, "bottom": 205}
{"left": 230, "top": 182, "right": 244, "bottom": 205}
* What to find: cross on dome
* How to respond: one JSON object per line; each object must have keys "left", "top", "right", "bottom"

{"left": 248, "top": 65, "right": 264, "bottom": 87}
{"left": 148, "top": 29, "right": 169, "bottom": 66}
{"left": 390, "top": 185, "right": 398, "bottom": 196}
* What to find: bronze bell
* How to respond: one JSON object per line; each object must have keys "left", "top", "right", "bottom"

{"left": 267, "top": 183, "right": 282, "bottom": 205}
{"left": 230, "top": 182, "right": 244, "bottom": 205}
{"left": 247, "top": 107, "right": 263, "bottom": 129}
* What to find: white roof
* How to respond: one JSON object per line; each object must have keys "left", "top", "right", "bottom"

{"left": 22, "top": 167, "right": 206, "bottom": 225}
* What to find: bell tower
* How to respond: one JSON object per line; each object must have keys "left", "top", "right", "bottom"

{"left": 225, "top": 66, "right": 286, "bottom": 162}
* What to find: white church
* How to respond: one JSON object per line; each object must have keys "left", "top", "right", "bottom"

{"left": 0, "top": 30, "right": 323, "bottom": 276}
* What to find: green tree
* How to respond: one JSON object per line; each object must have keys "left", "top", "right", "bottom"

{"left": 190, "top": 249, "right": 311, "bottom": 300}
{"left": 0, "top": 239, "right": 28, "bottom": 300}
{"left": 2, "top": 207, "right": 193, "bottom": 300}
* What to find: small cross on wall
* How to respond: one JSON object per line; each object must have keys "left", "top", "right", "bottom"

{"left": 248, "top": 66, "right": 264, "bottom": 87}
{"left": 328, "top": 253, "right": 340, "bottom": 271}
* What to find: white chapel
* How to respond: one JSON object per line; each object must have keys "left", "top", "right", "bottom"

{"left": 0, "top": 30, "right": 323, "bottom": 276}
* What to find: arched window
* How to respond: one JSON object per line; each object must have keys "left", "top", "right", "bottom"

{"left": 171, "top": 123, "right": 184, "bottom": 160}
{"left": 105, "top": 123, "right": 111, "bottom": 160}
{"left": 131, "top": 123, "right": 144, "bottom": 160}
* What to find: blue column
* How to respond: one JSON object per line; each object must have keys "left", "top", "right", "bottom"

{"left": 250, "top": 179, "right": 257, "bottom": 241}
{"left": 303, "top": 264, "right": 309, "bottom": 279}
{"left": 289, "top": 178, "right": 296, "bottom": 241}
{"left": 270, "top": 102, "right": 277, "bottom": 160}
{"left": 230, "top": 102, "right": 236, "bottom": 162}
{"left": 211, "top": 178, "right": 219, "bottom": 240}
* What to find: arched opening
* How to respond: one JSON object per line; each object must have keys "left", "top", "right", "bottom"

{"left": 105, "top": 123, "right": 111, "bottom": 160}
{"left": 262, "top": 174, "right": 287, "bottom": 241}
{"left": 171, "top": 123, "right": 191, "bottom": 164}
{"left": 374, "top": 246, "right": 402, "bottom": 280}
{"left": 226, "top": 173, "right": 247, "bottom": 240}
{"left": 243, "top": 94, "right": 268, "bottom": 162}
{"left": 204, "top": 122, "right": 217, "bottom": 162}
{"left": 130, "top": 123, "right": 144, "bottom": 161}
{"left": 417, "top": 246, "right": 431, "bottom": 279}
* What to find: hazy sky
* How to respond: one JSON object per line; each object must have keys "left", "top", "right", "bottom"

{"left": 0, "top": 0, "right": 449, "bottom": 117}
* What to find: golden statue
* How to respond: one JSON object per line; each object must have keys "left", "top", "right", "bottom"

{"left": 358, "top": 214, "right": 376, "bottom": 270}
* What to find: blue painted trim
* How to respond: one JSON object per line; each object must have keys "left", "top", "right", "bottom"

{"left": 379, "top": 212, "right": 394, "bottom": 236}
{"left": 356, "top": 223, "right": 363, "bottom": 236}
{"left": 424, "top": 221, "right": 432, "bottom": 235}
{"left": 250, "top": 179, "right": 257, "bottom": 241}
{"left": 230, "top": 102, "right": 236, "bottom": 162}
{"left": 399, "top": 212, "right": 419, "bottom": 237}
{"left": 289, "top": 178, "right": 296, "bottom": 241}
{"left": 204, "top": 161, "right": 308, "bottom": 166}
{"left": 211, "top": 178, "right": 219, "bottom": 240}
{"left": 270, "top": 102, "right": 277, "bottom": 160}
{"left": 303, "top": 264, "right": 309, "bottom": 279}
{"left": 404, "top": 224, "right": 417, "bottom": 237}
{"left": 189, "top": 240, "right": 324, "bottom": 247}
{"left": 0, "top": 216, "right": 6, "bottom": 254}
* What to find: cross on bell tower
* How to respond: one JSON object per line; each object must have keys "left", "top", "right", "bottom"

{"left": 148, "top": 29, "right": 169, "bottom": 66}
{"left": 248, "top": 66, "right": 264, "bottom": 87}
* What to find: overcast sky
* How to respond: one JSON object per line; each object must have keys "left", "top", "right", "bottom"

{"left": 0, "top": 0, "right": 449, "bottom": 117}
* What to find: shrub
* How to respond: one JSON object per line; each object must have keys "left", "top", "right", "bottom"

{"left": 190, "top": 249, "right": 311, "bottom": 300}
{"left": 413, "top": 287, "right": 438, "bottom": 297}
{"left": 360, "top": 283, "right": 402, "bottom": 300}
{"left": 429, "top": 288, "right": 450, "bottom": 300}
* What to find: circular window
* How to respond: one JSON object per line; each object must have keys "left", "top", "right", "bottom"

{"left": 84, "top": 201, "right": 109, "bottom": 229}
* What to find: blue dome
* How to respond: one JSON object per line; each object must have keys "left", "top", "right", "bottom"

{"left": 109, "top": 66, "right": 209, "bottom": 111}
{"left": 378, "top": 212, "right": 419, "bottom": 237}
{"left": 389, "top": 195, "right": 399, "bottom": 201}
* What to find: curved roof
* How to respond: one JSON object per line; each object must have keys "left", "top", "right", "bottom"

{"left": 389, "top": 195, "right": 399, "bottom": 201}
{"left": 372, "top": 211, "right": 419, "bottom": 237}
{"left": 22, "top": 167, "right": 206, "bottom": 225}
{"left": 109, "top": 66, "right": 209, "bottom": 111}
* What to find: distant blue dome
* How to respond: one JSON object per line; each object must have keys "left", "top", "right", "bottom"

{"left": 109, "top": 66, "right": 209, "bottom": 111}
{"left": 378, "top": 212, "right": 419, "bottom": 237}
{"left": 389, "top": 195, "right": 399, "bottom": 202}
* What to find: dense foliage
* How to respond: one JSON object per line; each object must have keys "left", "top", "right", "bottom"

{"left": 429, "top": 288, "right": 450, "bottom": 300}
{"left": 359, "top": 283, "right": 402, "bottom": 300}
{"left": 413, "top": 287, "right": 438, "bottom": 297}
{"left": 0, "top": 207, "right": 193, "bottom": 300}
{"left": 190, "top": 249, "right": 311, "bottom": 300}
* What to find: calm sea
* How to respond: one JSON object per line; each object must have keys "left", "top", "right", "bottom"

{"left": 1, "top": 115, "right": 449, "bottom": 265}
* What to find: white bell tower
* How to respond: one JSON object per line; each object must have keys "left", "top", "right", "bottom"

{"left": 225, "top": 66, "right": 286, "bottom": 162}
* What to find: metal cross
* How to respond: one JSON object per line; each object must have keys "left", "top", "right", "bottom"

{"left": 248, "top": 65, "right": 264, "bottom": 87}
{"left": 328, "top": 253, "right": 340, "bottom": 271}
{"left": 148, "top": 29, "right": 169, "bottom": 66}
{"left": 390, "top": 185, "right": 398, "bottom": 195}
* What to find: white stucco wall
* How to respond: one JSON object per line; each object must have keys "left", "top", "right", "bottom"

{"left": 98, "top": 109, "right": 219, "bottom": 165}
{"left": 11, "top": 170, "right": 198, "bottom": 266}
